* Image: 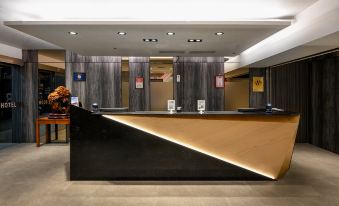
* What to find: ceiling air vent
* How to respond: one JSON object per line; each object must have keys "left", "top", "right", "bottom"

{"left": 159, "top": 51, "right": 185, "bottom": 54}
{"left": 189, "top": 51, "right": 216, "bottom": 54}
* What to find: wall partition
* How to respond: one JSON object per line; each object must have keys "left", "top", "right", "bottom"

{"left": 249, "top": 51, "right": 339, "bottom": 152}
{"left": 65, "top": 51, "right": 122, "bottom": 110}
{"left": 0, "top": 63, "right": 13, "bottom": 142}
{"left": 173, "top": 57, "right": 225, "bottom": 112}
{"left": 128, "top": 57, "right": 150, "bottom": 111}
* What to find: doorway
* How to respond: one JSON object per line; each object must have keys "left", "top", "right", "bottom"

{"left": 150, "top": 57, "right": 173, "bottom": 111}
{"left": 0, "top": 63, "right": 13, "bottom": 142}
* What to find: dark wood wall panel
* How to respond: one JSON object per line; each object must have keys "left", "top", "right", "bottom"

{"left": 65, "top": 51, "right": 122, "bottom": 110}
{"left": 270, "top": 62, "right": 311, "bottom": 143}
{"left": 173, "top": 61, "right": 184, "bottom": 109}
{"left": 173, "top": 57, "right": 224, "bottom": 112}
{"left": 128, "top": 57, "right": 150, "bottom": 111}
{"left": 310, "top": 54, "right": 339, "bottom": 153}
{"left": 12, "top": 50, "right": 39, "bottom": 142}
{"left": 11, "top": 65, "right": 23, "bottom": 142}
{"left": 249, "top": 52, "right": 339, "bottom": 151}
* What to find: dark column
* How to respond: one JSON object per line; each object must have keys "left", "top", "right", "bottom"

{"left": 128, "top": 57, "right": 150, "bottom": 111}
{"left": 12, "top": 50, "right": 39, "bottom": 142}
{"left": 173, "top": 57, "right": 224, "bottom": 112}
{"left": 65, "top": 51, "right": 122, "bottom": 110}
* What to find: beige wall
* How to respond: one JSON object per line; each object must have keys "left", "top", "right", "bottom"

{"left": 122, "top": 82, "right": 129, "bottom": 108}
{"left": 151, "top": 81, "right": 173, "bottom": 111}
{"left": 225, "top": 79, "right": 249, "bottom": 111}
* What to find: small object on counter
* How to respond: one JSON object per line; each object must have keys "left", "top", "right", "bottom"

{"left": 237, "top": 108, "right": 265, "bottom": 112}
{"left": 266, "top": 103, "right": 273, "bottom": 113}
{"left": 92, "top": 103, "right": 99, "bottom": 113}
{"left": 272, "top": 108, "right": 284, "bottom": 112}
{"left": 176, "top": 107, "right": 182, "bottom": 112}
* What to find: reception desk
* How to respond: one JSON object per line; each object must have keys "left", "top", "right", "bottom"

{"left": 70, "top": 106, "right": 300, "bottom": 180}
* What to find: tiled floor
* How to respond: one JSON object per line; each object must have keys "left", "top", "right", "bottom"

{"left": 0, "top": 143, "right": 339, "bottom": 206}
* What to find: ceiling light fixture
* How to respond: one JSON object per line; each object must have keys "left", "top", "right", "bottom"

{"left": 167, "top": 32, "right": 175, "bottom": 36}
{"left": 117, "top": 32, "right": 127, "bottom": 35}
{"left": 68, "top": 31, "right": 78, "bottom": 35}
{"left": 215, "top": 32, "right": 224, "bottom": 36}
{"left": 143, "top": 39, "right": 158, "bottom": 42}
{"left": 188, "top": 39, "right": 202, "bottom": 42}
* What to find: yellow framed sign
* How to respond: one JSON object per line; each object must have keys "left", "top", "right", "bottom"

{"left": 253, "top": 77, "right": 264, "bottom": 92}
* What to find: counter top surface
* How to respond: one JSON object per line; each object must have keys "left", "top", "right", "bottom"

{"left": 95, "top": 110, "right": 298, "bottom": 116}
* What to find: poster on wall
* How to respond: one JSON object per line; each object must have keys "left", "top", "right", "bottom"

{"left": 252, "top": 77, "right": 264, "bottom": 92}
{"left": 73, "top": 72, "right": 86, "bottom": 81}
{"left": 215, "top": 75, "right": 224, "bottom": 88}
{"left": 167, "top": 100, "right": 176, "bottom": 111}
{"left": 135, "top": 77, "right": 144, "bottom": 89}
{"left": 197, "top": 100, "right": 205, "bottom": 112}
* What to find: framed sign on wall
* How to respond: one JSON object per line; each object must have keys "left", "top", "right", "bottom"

{"left": 135, "top": 77, "right": 144, "bottom": 89}
{"left": 215, "top": 75, "right": 224, "bottom": 88}
{"left": 73, "top": 72, "right": 86, "bottom": 81}
{"left": 252, "top": 76, "right": 264, "bottom": 92}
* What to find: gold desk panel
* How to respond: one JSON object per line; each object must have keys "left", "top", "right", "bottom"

{"left": 103, "top": 114, "right": 300, "bottom": 179}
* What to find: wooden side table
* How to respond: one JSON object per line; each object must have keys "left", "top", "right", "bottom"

{"left": 36, "top": 117, "right": 70, "bottom": 147}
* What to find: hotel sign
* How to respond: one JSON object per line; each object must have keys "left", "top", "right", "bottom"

{"left": 0, "top": 102, "right": 17, "bottom": 109}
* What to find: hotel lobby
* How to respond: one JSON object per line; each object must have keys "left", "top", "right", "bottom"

{"left": 0, "top": 0, "right": 339, "bottom": 205}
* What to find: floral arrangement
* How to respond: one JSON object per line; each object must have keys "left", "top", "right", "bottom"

{"left": 47, "top": 86, "right": 71, "bottom": 115}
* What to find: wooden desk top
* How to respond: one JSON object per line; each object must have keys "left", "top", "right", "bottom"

{"left": 37, "top": 117, "right": 70, "bottom": 124}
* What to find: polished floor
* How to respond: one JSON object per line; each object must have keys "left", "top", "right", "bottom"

{"left": 0, "top": 144, "right": 339, "bottom": 206}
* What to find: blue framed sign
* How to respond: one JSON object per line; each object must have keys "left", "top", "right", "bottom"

{"left": 73, "top": 72, "right": 86, "bottom": 81}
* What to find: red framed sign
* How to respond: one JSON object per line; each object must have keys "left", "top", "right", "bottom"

{"left": 135, "top": 77, "right": 144, "bottom": 89}
{"left": 215, "top": 75, "right": 224, "bottom": 88}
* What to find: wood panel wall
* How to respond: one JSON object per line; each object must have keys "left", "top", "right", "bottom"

{"left": 173, "top": 57, "right": 224, "bottom": 112}
{"left": 11, "top": 50, "right": 39, "bottom": 142}
{"left": 128, "top": 57, "right": 150, "bottom": 111}
{"left": 65, "top": 51, "right": 122, "bottom": 110}
{"left": 249, "top": 52, "right": 339, "bottom": 151}
{"left": 270, "top": 62, "right": 311, "bottom": 143}
{"left": 310, "top": 54, "right": 339, "bottom": 153}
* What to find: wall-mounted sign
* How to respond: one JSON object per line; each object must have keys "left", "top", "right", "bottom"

{"left": 167, "top": 100, "right": 176, "bottom": 111}
{"left": 73, "top": 72, "right": 86, "bottom": 81}
{"left": 176, "top": 75, "right": 181, "bottom": 83}
{"left": 197, "top": 100, "right": 205, "bottom": 112}
{"left": 135, "top": 77, "right": 144, "bottom": 89}
{"left": 0, "top": 102, "right": 17, "bottom": 109}
{"left": 252, "top": 77, "right": 264, "bottom": 92}
{"left": 215, "top": 75, "right": 224, "bottom": 88}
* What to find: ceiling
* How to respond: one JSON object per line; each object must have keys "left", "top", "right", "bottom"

{"left": 0, "top": 0, "right": 317, "bottom": 53}
{"left": 250, "top": 31, "right": 339, "bottom": 67}
{"left": 0, "top": 0, "right": 317, "bottom": 20}
{"left": 6, "top": 21, "right": 291, "bottom": 56}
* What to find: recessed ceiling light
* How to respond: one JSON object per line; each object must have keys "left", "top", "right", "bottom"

{"left": 167, "top": 32, "right": 175, "bottom": 36}
{"left": 188, "top": 39, "right": 202, "bottom": 42}
{"left": 143, "top": 39, "right": 158, "bottom": 42}
{"left": 215, "top": 32, "right": 224, "bottom": 36}
{"left": 68, "top": 31, "right": 78, "bottom": 35}
{"left": 117, "top": 32, "right": 127, "bottom": 35}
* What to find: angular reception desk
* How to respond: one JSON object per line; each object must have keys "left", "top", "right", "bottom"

{"left": 70, "top": 106, "right": 300, "bottom": 181}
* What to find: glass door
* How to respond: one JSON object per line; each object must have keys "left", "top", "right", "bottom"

{"left": 0, "top": 63, "right": 12, "bottom": 142}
